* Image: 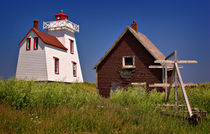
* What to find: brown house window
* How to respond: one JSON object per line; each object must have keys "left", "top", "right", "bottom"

{"left": 122, "top": 56, "right": 135, "bottom": 68}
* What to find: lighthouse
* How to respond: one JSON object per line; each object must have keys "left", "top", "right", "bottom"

{"left": 16, "top": 11, "right": 83, "bottom": 82}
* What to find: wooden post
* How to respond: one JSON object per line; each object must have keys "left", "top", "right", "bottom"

{"left": 165, "top": 67, "right": 175, "bottom": 103}
{"left": 175, "top": 63, "right": 193, "bottom": 117}
{"left": 174, "top": 51, "right": 178, "bottom": 106}
{"left": 164, "top": 64, "right": 168, "bottom": 103}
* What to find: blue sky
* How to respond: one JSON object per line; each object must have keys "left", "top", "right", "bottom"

{"left": 0, "top": 0, "right": 209, "bottom": 83}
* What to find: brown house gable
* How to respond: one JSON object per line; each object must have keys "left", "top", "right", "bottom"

{"left": 94, "top": 22, "right": 167, "bottom": 97}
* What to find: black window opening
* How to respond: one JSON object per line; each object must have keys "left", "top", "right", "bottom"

{"left": 125, "top": 57, "right": 134, "bottom": 65}
{"left": 122, "top": 56, "right": 135, "bottom": 68}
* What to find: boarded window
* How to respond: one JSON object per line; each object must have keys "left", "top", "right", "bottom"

{"left": 111, "top": 82, "right": 122, "bottom": 91}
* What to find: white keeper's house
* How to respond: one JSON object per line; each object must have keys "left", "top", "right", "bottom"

{"left": 16, "top": 11, "right": 83, "bottom": 82}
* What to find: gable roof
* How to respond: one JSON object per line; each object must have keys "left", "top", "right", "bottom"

{"left": 93, "top": 26, "right": 165, "bottom": 69}
{"left": 18, "top": 28, "right": 67, "bottom": 50}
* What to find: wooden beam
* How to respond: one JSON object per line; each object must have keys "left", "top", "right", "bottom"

{"left": 177, "top": 60, "right": 198, "bottom": 64}
{"left": 155, "top": 60, "right": 174, "bottom": 64}
{"left": 149, "top": 83, "right": 174, "bottom": 87}
{"left": 154, "top": 60, "right": 198, "bottom": 64}
{"left": 149, "top": 65, "right": 183, "bottom": 69}
{"left": 149, "top": 83, "right": 195, "bottom": 88}
{"left": 164, "top": 64, "right": 168, "bottom": 103}
{"left": 174, "top": 51, "right": 178, "bottom": 106}
{"left": 165, "top": 51, "right": 175, "bottom": 60}
{"left": 175, "top": 63, "right": 193, "bottom": 117}
{"left": 165, "top": 67, "right": 175, "bottom": 103}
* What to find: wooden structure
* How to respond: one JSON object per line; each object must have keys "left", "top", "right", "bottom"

{"left": 93, "top": 21, "right": 172, "bottom": 97}
{"left": 149, "top": 51, "right": 203, "bottom": 123}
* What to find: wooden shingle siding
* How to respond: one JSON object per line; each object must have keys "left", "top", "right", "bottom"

{"left": 97, "top": 31, "right": 163, "bottom": 97}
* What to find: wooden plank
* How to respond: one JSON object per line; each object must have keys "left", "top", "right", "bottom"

{"left": 149, "top": 65, "right": 183, "bottom": 69}
{"left": 175, "top": 63, "right": 193, "bottom": 117}
{"left": 149, "top": 83, "right": 173, "bottom": 87}
{"left": 154, "top": 60, "right": 198, "bottom": 64}
{"left": 131, "top": 82, "right": 146, "bottom": 86}
{"left": 177, "top": 60, "right": 198, "bottom": 64}
{"left": 155, "top": 60, "right": 174, "bottom": 64}
{"left": 165, "top": 51, "right": 175, "bottom": 60}
{"left": 149, "top": 83, "right": 194, "bottom": 88}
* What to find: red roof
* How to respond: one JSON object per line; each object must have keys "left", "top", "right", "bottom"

{"left": 55, "top": 11, "right": 68, "bottom": 21}
{"left": 18, "top": 28, "right": 68, "bottom": 50}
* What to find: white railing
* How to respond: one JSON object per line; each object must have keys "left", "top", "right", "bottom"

{"left": 43, "top": 19, "right": 79, "bottom": 32}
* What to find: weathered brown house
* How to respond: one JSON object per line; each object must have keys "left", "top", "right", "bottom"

{"left": 94, "top": 21, "right": 170, "bottom": 97}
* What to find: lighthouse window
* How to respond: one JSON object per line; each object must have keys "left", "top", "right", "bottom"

{"left": 34, "top": 37, "right": 38, "bottom": 50}
{"left": 70, "top": 39, "right": 74, "bottom": 54}
{"left": 26, "top": 38, "right": 31, "bottom": 50}
{"left": 54, "top": 57, "right": 59, "bottom": 74}
{"left": 72, "top": 62, "right": 77, "bottom": 77}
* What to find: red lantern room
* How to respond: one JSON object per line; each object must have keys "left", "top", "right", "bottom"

{"left": 55, "top": 10, "right": 68, "bottom": 21}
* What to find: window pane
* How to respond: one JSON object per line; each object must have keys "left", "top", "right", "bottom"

{"left": 27, "top": 38, "right": 31, "bottom": 49}
{"left": 70, "top": 40, "right": 74, "bottom": 54}
{"left": 34, "top": 37, "right": 38, "bottom": 49}
{"left": 55, "top": 59, "right": 59, "bottom": 73}
{"left": 35, "top": 38, "right": 38, "bottom": 47}
{"left": 73, "top": 63, "right": 77, "bottom": 77}
{"left": 125, "top": 57, "right": 133, "bottom": 65}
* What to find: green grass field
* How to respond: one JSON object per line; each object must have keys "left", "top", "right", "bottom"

{"left": 0, "top": 79, "right": 209, "bottom": 133}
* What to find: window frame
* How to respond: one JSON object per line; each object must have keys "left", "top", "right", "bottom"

{"left": 53, "top": 57, "right": 59, "bottom": 74}
{"left": 122, "top": 56, "right": 136, "bottom": 68}
{"left": 70, "top": 39, "right": 74, "bottom": 54}
{"left": 72, "top": 61, "right": 77, "bottom": 77}
{"left": 34, "top": 37, "right": 38, "bottom": 50}
{"left": 26, "top": 38, "right": 31, "bottom": 50}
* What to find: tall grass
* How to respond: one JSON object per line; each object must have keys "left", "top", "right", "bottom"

{"left": 0, "top": 79, "right": 209, "bottom": 133}
{"left": 0, "top": 79, "right": 99, "bottom": 109}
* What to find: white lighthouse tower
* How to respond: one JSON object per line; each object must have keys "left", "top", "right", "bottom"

{"left": 43, "top": 10, "right": 83, "bottom": 82}
{"left": 16, "top": 10, "right": 83, "bottom": 82}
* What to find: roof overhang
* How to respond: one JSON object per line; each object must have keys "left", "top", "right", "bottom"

{"left": 18, "top": 28, "right": 68, "bottom": 51}
{"left": 93, "top": 26, "right": 165, "bottom": 69}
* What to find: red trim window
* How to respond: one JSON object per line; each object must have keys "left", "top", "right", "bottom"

{"left": 72, "top": 61, "right": 77, "bottom": 77}
{"left": 53, "top": 57, "right": 59, "bottom": 74}
{"left": 26, "top": 38, "right": 31, "bottom": 50}
{"left": 34, "top": 37, "right": 38, "bottom": 50}
{"left": 70, "top": 39, "right": 74, "bottom": 54}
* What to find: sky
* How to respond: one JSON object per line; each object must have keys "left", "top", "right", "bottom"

{"left": 0, "top": 0, "right": 209, "bottom": 83}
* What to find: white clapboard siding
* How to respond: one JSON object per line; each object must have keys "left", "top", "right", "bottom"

{"left": 16, "top": 31, "right": 48, "bottom": 81}
{"left": 45, "top": 30, "right": 83, "bottom": 83}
